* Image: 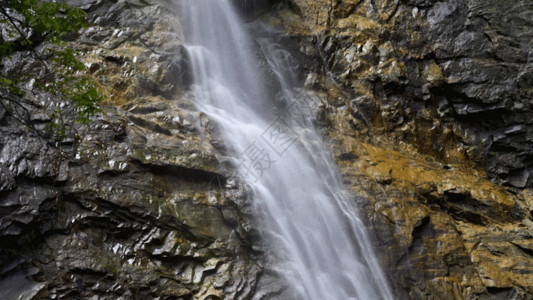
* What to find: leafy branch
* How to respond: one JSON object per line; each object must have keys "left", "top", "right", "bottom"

{"left": 0, "top": 0, "right": 102, "bottom": 141}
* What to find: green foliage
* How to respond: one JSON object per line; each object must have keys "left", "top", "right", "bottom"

{"left": 0, "top": 0, "right": 102, "bottom": 140}
{"left": 9, "top": 0, "right": 86, "bottom": 35}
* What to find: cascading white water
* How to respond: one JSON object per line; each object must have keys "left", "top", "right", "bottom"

{"left": 177, "top": 1, "right": 394, "bottom": 299}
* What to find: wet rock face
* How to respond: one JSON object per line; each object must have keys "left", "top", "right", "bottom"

{"left": 232, "top": 0, "right": 274, "bottom": 20}
{"left": 260, "top": 0, "right": 533, "bottom": 298}
{"left": 424, "top": 0, "right": 533, "bottom": 189}
{"left": 0, "top": 1, "right": 263, "bottom": 299}
{"left": 0, "top": 111, "right": 262, "bottom": 299}
{"left": 273, "top": 0, "right": 533, "bottom": 189}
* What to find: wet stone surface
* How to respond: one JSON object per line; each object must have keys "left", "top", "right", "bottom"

{"left": 0, "top": 1, "right": 265, "bottom": 299}
{"left": 261, "top": 0, "right": 533, "bottom": 298}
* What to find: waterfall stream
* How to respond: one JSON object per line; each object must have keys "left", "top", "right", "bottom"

{"left": 177, "top": 1, "right": 394, "bottom": 299}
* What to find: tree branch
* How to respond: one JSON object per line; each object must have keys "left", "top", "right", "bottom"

{"left": 0, "top": 3, "right": 53, "bottom": 75}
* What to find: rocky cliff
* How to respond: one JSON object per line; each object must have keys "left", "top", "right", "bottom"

{"left": 0, "top": 1, "right": 262, "bottom": 299}
{"left": 261, "top": 0, "right": 533, "bottom": 298}
{"left": 0, "top": 0, "right": 532, "bottom": 299}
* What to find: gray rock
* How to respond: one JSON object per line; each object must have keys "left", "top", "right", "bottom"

{"left": 0, "top": 1, "right": 264, "bottom": 299}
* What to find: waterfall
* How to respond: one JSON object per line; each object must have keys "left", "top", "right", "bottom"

{"left": 176, "top": 1, "right": 394, "bottom": 299}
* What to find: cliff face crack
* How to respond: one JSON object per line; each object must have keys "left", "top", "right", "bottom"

{"left": 131, "top": 161, "right": 227, "bottom": 187}
{"left": 129, "top": 116, "right": 173, "bottom": 136}
{"left": 408, "top": 216, "right": 434, "bottom": 253}
{"left": 511, "top": 242, "right": 533, "bottom": 258}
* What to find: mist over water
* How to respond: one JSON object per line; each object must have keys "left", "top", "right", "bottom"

{"left": 177, "top": 1, "right": 394, "bottom": 299}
